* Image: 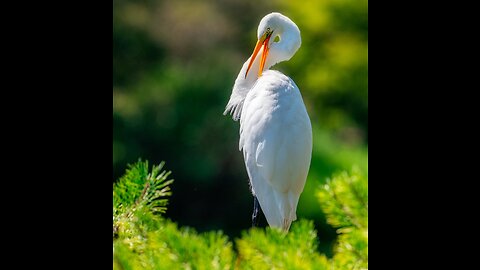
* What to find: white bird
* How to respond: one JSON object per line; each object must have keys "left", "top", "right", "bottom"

{"left": 224, "top": 12, "right": 312, "bottom": 232}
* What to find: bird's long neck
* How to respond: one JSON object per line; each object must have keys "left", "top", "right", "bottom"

{"left": 239, "top": 51, "right": 263, "bottom": 88}
{"left": 224, "top": 52, "right": 263, "bottom": 120}
{"left": 230, "top": 50, "right": 264, "bottom": 97}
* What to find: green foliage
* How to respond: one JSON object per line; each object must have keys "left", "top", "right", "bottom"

{"left": 236, "top": 220, "right": 329, "bottom": 270}
{"left": 317, "top": 169, "right": 368, "bottom": 269}
{"left": 114, "top": 218, "right": 234, "bottom": 270}
{"left": 113, "top": 160, "right": 368, "bottom": 269}
{"left": 278, "top": 0, "right": 368, "bottom": 134}
{"left": 114, "top": 160, "right": 173, "bottom": 215}
{"left": 145, "top": 222, "right": 233, "bottom": 270}
{"left": 113, "top": 160, "right": 234, "bottom": 270}
{"left": 113, "top": 160, "right": 173, "bottom": 245}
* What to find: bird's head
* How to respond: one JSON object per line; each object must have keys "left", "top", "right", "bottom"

{"left": 245, "top": 12, "right": 301, "bottom": 78}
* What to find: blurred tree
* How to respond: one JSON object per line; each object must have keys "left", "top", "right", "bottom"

{"left": 278, "top": 0, "right": 368, "bottom": 142}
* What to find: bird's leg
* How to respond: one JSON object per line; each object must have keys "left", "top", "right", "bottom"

{"left": 252, "top": 196, "right": 260, "bottom": 227}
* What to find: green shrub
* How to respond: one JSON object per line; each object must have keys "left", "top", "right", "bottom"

{"left": 113, "top": 160, "right": 368, "bottom": 269}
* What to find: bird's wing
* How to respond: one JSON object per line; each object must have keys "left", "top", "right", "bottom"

{"left": 240, "top": 70, "right": 312, "bottom": 230}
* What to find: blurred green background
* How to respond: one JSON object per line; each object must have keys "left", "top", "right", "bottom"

{"left": 113, "top": 0, "right": 367, "bottom": 255}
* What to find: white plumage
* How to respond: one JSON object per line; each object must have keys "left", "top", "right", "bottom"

{"left": 224, "top": 12, "right": 312, "bottom": 231}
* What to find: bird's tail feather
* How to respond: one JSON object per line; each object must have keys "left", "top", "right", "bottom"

{"left": 257, "top": 189, "right": 297, "bottom": 232}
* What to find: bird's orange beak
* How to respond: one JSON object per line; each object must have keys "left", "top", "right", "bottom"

{"left": 245, "top": 32, "right": 272, "bottom": 78}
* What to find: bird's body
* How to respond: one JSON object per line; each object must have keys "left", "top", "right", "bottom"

{"left": 224, "top": 13, "right": 312, "bottom": 231}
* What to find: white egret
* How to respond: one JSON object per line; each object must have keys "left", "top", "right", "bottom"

{"left": 224, "top": 12, "right": 312, "bottom": 232}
